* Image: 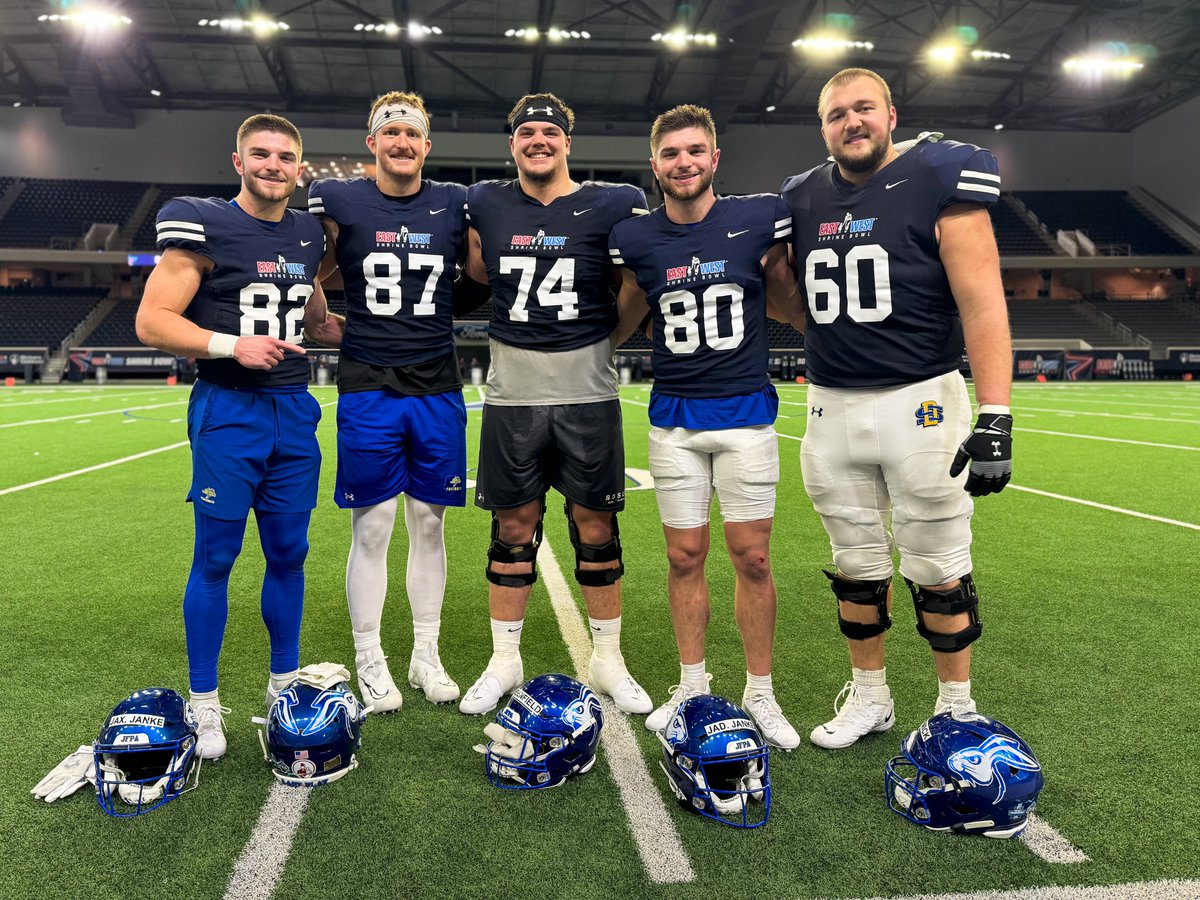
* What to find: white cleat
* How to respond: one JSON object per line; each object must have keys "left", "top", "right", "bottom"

{"left": 810, "top": 681, "right": 895, "bottom": 750}
{"left": 194, "top": 702, "right": 231, "bottom": 760}
{"left": 645, "top": 674, "right": 714, "bottom": 733}
{"left": 741, "top": 690, "right": 801, "bottom": 751}
{"left": 265, "top": 683, "right": 280, "bottom": 709}
{"left": 408, "top": 644, "right": 461, "bottom": 705}
{"left": 458, "top": 656, "right": 523, "bottom": 716}
{"left": 934, "top": 695, "right": 978, "bottom": 719}
{"left": 356, "top": 649, "right": 403, "bottom": 714}
{"left": 588, "top": 653, "right": 652, "bottom": 714}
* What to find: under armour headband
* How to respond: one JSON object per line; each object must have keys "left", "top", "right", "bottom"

{"left": 508, "top": 102, "right": 572, "bottom": 134}
{"left": 369, "top": 104, "right": 429, "bottom": 139}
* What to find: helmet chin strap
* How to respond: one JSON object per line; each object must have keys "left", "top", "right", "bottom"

{"left": 118, "top": 776, "right": 168, "bottom": 805}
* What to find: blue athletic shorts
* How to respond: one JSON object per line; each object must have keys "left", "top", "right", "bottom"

{"left": 186, "top": 379, "right": 323, "bottom": 520}
{"left": 334, "top": 389, "right": 468, "bottom": 509}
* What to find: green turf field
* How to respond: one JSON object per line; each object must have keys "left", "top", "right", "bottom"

{"left": 2, "top": 380, "right": 1197, "bottom": 900}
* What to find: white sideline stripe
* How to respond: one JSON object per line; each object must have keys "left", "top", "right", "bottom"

{"left": 540, "top": 533, "right": 696, "bottom": 884}
{"left": 0, "top": 441, "right": 190, "bottom": 495}
{"left": 1019, "top": 405, "right": 1199, "bottom": 425}
{"left": 620, "top": 397, "right": 649, "bottom": 408}
{"left": 0, "top": 393, "right": 173, "bottom": 408}
{"left": 1018, "top": 428, "right": 1200, "bottom": 451}
{"left": 222, "top": 783, "right": 310, "bottom": 900}
{"left": 853, "top": 879, "right": 1200, "bottom": 900}
{"left": 0, "top": 401, "right": 185, "bottom": 428}
{"left": 1008, "top": 485, "right": 1200, "bottom": 531}
{"left": 1020, "top": 813, "right": 1089, "bottom": 863}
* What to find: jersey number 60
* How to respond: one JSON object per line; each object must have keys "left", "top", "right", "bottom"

{"left": 804, "top": 244, "right": 892, "bottom": 323}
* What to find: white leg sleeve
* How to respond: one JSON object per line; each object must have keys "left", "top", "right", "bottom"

{"left": 346, "top": 497, "right": 398, "bottom": 651}
{"left": 404, "top": 495, "right": 448, "bottom": 644}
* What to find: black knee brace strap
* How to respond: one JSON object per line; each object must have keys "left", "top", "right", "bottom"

{"left": 905, "top": 573, "right": 982, "bottom": 653}
{"left": 824, "top": 570, "right": 891, "bottom": 640}
{"left": 565, "top": 502, "right": 624, "bottom": 587}
{"left": 486, "top": 507, "right": 544, "bottom": 588}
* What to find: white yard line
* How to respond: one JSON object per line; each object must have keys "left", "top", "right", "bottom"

{"left": 1017, "top": 428, "right": 1200, "bottom": 451}
{"left": 0, "top": 401, "right": 186, "bottom": 428}
{"left": 1007, "top": 485, "right": 1200, "bottom": 531}
{"left": 539, "top": 533, "right": 696, "bottom": 884}
{"left": 0, "top": 441, "right": 189, "bottom": 496}
{"left": 222, "top": 783, "right": 310, "bottom": 900}
{"left": 1020, "top": 814, "right": 1090, "bottom": 863}
{"left": 852, "top": 879, "right": 1200, "bottom": 900}
{"left": 1004, "top": 406, "right": 1198, "bottom": 425}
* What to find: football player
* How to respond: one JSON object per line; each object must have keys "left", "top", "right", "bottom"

{"left": 136, "top": 114, "right": 342, "bottom": 759}
{"left": 454, "top": 93, "right": 652, "bottom": 716}
{"left": 609, "top": 105, "right": 803, "bottom": 749}
{"left": 779, "top": 68, "right": 1013, "bottom": 749}
{"left": 308, "top": 92, "right": 468, "bottom": 711}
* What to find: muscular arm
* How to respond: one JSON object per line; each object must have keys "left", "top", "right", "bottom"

{"left": 303, "top": 279, "right": 344, "bottom": 348}
{"left": 613, "top": 267, "right": 650, "bottom": 346}
{"left": 938, "top": 204, "right": 1011, "bottom": 407}
{"left": 135, "top": 247, "right": 306, "bottom": 370}
{"left": 317, "top": 218, "right": 340, "bottom": 281}
{"left": 763, "top": 242, "right": 805, "bottom": 332}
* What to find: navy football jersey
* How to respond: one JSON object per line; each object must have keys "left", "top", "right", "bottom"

{"left": 465, "top": 180, "right": 648, "bottom": 351}
{"left": 780, "top": 139, "right": 1000, "bottom": 388}
{"left": 307, "top": 178, "right": 467, "bottom": 366}
{"left": 156, "top": 198, "right": 325, "bottom": 388}
{"left": 609, "top": 195, "right": 791, "bottom": 398}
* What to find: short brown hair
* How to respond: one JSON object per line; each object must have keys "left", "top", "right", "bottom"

{"left": 817, "top": 68, "right": 893, "bottom": 122}
{"left": 236, "top": 114, "right": 303, "bottom": 156}
{"left": 650, "top": 104, "right": 717, "bottom": 154}
{"left": 506, "top": 92, "right": 575, "bottom": 133}
{"left": 368, "top": 91, "right": 430, "bottom": 132}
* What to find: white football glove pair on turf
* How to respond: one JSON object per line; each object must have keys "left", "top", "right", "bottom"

{"left": 32, "top": 745, "right": 96, "bottom": 803}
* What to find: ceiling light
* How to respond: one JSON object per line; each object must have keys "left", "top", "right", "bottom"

{"left": 1064, "top": 55, "right": 1144, "bottom": 77}
{"left": 149, "top": 88, "right": 161, "bottom": 97}
{"left": 792, "top": 35, "right": 873, "bottom": 53}
{"left": 652, "top": 30, "right": 718, "bottom": 48}
{"left": 765, "top": 105, "right": 776, "bottom": 112}
{"left": 993, "top": 123, "right": 1004, "bottom": 130}
{"left": 40, "top": 10, "right": 132, "bottom": 28}
{"left": 971, "top": 49, "right": 1012, "bottom": 61}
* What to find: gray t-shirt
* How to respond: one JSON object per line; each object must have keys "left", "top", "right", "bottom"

{"left": 485, "top": 336, "right": 617, "bottom": 405}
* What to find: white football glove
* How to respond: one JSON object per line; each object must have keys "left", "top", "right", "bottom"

{"left": 32, "top": 745, "right": 96, "bottom": 803}
{"left": 472, "top": 723, "right": 535, "bottom": 760}
{"left": 296, "top": 662, "right": 352, "bottom": 690}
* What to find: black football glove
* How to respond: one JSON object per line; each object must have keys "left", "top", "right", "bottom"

{"left": 949, "top": 411, "right": 1012, "bottom": 496}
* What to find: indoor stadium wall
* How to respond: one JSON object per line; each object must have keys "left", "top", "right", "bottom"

{"left": 0, "top": 106, "right": 1142, "bottom": 204}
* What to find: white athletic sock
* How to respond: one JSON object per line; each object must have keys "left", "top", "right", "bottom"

{"left": 938, "top": 678, "right": 972, "bottom": 704}
{"left": 681, "top": 660, "right": 708, "bottom": 690}
{"left": 745, "top": 671, "right": 774, "bottom": 696}
{"left": 490, "top": 618, "right": 523, "bottom": 661}
{"left": 269, "top": 670, "right": 298, "bottom": 693}
{"left": 347, "top": 499, "right": 398, "bottom": 651}
{"left": 588, "top": 615, "right": 623, "bottom": 661}
{"left": 853, "top": 666, "right": 890, "bottom": 700}
{"left": 404, "top": 496, "right": 447, "bottom": 646}
{"left": 190, "top": 689, "right": 219, "bottom": 705}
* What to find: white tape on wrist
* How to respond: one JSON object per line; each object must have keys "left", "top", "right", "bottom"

{"left": 207, "top": 332, "right": 239, "bottom": 359}
{"left": 978, "top": 403, "right": 1011, "bottom": 416}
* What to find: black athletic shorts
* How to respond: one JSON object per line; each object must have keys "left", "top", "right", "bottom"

{"left": 474, "top": 400, "right": 625, "bottom": 511}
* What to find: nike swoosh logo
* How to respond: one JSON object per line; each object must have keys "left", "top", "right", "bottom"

{"left": 727, "top": 229, "right": 749, "bottom": 238}
{"left": 300, "top": 240, "right": 312, "bottom": 246}
{"left": 885, "top": 180, "right": 908, "bottom": 190}
{"left": 506, "top": 627, "right": 521, "bottom": 633}
{"left": 430, "top": 208, "right": 446, "bottom": 215}
{"left": 573, "top": 209, "right": 592, "bottom": 216}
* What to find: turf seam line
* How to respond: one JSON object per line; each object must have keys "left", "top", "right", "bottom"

{"left": 540, "top": 532, "right": 697, "bottom": 884}
{"left": 222, "top": 782, "right": 310, "bottom": 900}
{"left": 0, "top": 441, "right": 189, "bottom": 495}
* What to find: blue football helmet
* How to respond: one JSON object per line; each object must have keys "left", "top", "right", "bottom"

{"left": 658, "top": 695, "right": 770, "bottom": 828}
{"left": 259, "top": 678, "right": 367, "bottom": 786}
{"left": 483, "top": 674, "right": 603, "bottom": 789}
{"left": 93, "top": 688, "right": 200, "bottom": 817}
{"left": 886, "top": 711, "right": 1044, "bottom": 838}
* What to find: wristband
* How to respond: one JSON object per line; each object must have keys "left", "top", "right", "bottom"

{"left": 207, "top": 332, "right": 239, "bottom": 359}
{"left": 978, "top": 404, "right": 1011, "bottom": 416}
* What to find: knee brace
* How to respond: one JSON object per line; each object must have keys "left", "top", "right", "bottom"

{"left": 486, "top": 506, "right": 544, "bottom": 588}
{"left": 825, "top": 569, "right": 891, "bottom": 640}
{"left": 566, "top": 502, "right": 624, "bottom": 587}
{"left": 905, "top": 573, "right": 982, "bottom": 653}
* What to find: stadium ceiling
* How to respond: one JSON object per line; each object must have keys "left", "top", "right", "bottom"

{"left": 2, "top": 1, "right": 1200, "bottom": 134}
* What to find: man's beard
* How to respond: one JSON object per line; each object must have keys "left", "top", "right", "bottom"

{"left": 519, "top": 157, "right": 562, "bottom": 185}
{"left": 244, "top": 175, "right": 293, "bottom": 203}
{"left": 831, "top": 133, "right": 890, "bottom": 173}
{"left": 658, "top": 167, "right": 713, "bottom": 202}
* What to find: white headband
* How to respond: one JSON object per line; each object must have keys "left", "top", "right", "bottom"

{"left": 369, "top": 104, "right": 429, "bottom": 139}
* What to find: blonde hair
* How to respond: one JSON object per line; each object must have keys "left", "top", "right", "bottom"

{"left": 236, "top": 114, "right": 302, "bottom": 156}
{"left": 650, "top": 104, "right": 717, "bottom": 154}
{"left": 817, "top": 68, "right": 893, "bottom": 122}
{"left": 368, "top": 91, "right": 430, "bottom": 132}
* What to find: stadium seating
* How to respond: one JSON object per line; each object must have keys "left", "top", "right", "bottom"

{"left": 0, "top": 180, "right": 147, "bottom": 248}
{"left": 1005, "top": 299, "right": 1118, "bottom": 344}
{"left": 1096, "top": 299, "right": 1200, "bottom": 347}
{"left": 991, "top": 202, "right": 1055, "bottom": 255}
{"left": 1016, "top": 191, "right": 1192, "bottom": 256}
{"left": 84, "top": 299, "right": 140, "bottom": 345}
{"left": 0, "top": 286, "right": 108, "bottom": 348}
{"left": 130, "top": 183, "right": 241, "bottom": 249}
